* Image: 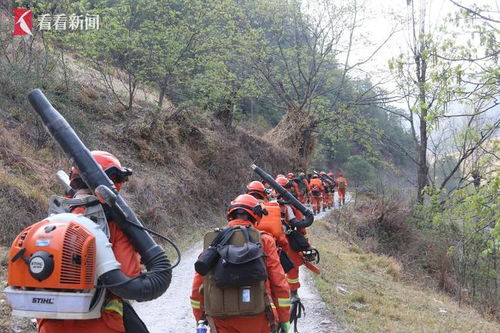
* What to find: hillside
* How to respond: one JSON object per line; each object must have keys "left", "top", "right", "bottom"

{"left": 0, "top": 82, "right": 296, "bottom": 245}
{"left": 309, "top": 204, "right": 500, "bottom": 332}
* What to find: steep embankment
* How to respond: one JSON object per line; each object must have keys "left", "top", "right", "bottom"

{"left": 0, "top": 94, "right": 295, "bottom": 245}
{"left": 309, "top": 213, "right": 500, "bottom": 332}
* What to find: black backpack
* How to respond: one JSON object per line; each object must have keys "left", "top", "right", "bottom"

{"left": 212, "top": 226, "right": 267, "bottom": 288}
{"left": 202, "top": 226, "right": 268, "bottom": 317}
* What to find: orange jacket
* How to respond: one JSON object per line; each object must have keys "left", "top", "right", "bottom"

{"left": 303, "top": 178, "right": 310, "bottom": 192}
{"left": 336, "top": 176, "right": 348, "bottom": 190}
{"left": 191, "top": 219, "right": 291, "bottom": 330}
{"left": 290, "top": 181, "right": 302, "bottom": 200}
{"left": 308, "top": 178, "right": 324, "bottom": 194}
{"left": 38, "top": 207, "right": 141, "bottom": 333}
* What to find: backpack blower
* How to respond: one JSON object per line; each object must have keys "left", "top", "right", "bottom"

{"left": 3, "top": 89, "right": 173, "bottom": 319}
{"left": 251, "top": 164, "right": 320, "bottom": 268}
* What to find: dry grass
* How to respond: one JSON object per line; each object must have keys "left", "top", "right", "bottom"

{"left": 309, "top": 218, "right": 500, "bottom": 332}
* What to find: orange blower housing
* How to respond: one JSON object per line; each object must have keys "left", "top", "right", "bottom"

{"left": 256, "top": 201, "right": 284, "bottom": 239}
{"left": 8, "top": 219, "right": 96, "bottom": 290}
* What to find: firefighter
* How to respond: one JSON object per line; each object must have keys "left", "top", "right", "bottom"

{"left": 190, "top": 194, "right": 291, "bottom": 333}
{"left": 246, "top": 181, "right": 292, "bottom": 272}
{"left": 319, "top": 171, "right": 331, "bottom": 211}
{"left": 246, "top": 180, "right": 269, "bottom": 203}
{"left": 336, "top": 172, "right": 348, "bottom": 206}
{"left": 37, "top": 151, "right": 146, "bottom": 333}
{"left": 275, "top": 176, "right": 309, "bottom": 299}
{"left": 327, "top": 172, "right": 336, "bottom": 208}
{"left": 298, "top": 172, "right": 310, "bottom": 205}
{"left": 286, "top": 172, "right": 302, "bottom": 202}
{"left": 308, "top": 174, "right": 324, "bottom": 215}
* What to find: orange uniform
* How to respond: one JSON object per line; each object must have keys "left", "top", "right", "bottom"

{"left": 308, "top": 177, "right": 324, "bottom": 214}
{"left": 323, "top": 179, "right": 335, "bottom": 209}
{"left": 336, "top": 176, "right": 348, "bottom": 205}
{"left": 321, "top": 180, "right": 331, "bottom": 210}
{"left": 38, "top": 210, "right": 141, "bottom": 333}
{"left": 291, "top": 181, "right": 303, "bottom": 203}
{"left": 281, "top": 205, "right": 306, "bottom": 291}
{"left": 190, "top": 219, "right": 290, "bottom": 333}
{"left": 302, "top": 178, "right": 310, "bottom": 204}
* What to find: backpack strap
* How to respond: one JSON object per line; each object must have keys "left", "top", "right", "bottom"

{"left": 241, "top": 225, "right": 258, "bottom": 244}
{"left": 212, "top": 227, "right": 236, "bottom": 248}
{"left": 206, "top": 316, "right": 218, "bottom": 333}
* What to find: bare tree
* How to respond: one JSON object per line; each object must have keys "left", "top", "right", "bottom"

{"left": 387, "top": 0, "right": 499, "bottom": 202}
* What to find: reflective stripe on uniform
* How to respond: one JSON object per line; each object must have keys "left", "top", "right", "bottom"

{"left": 278, "top": 297, "right": 291, "bottom": 307}
{"left": 287, "top": 277, "right": 300, "bottom": 284}
{"left": 191, "top": 298, "right": 201, "bottom": 309}
{"left": 103, "top": 298, "right": 123, "bottom": 316}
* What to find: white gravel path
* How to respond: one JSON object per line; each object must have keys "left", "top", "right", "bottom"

{"left": 135, "top": 194, "right": 350, "bottom": 332}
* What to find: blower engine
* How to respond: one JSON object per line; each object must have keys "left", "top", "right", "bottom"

{"left": 5, "top": 213, "right": 120, "bottom": 319}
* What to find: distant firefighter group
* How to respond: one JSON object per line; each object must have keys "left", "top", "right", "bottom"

{"left": 268, "top": 171, "right": 348, "bottom": 215}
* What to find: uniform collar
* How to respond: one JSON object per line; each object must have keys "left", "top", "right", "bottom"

{"left": 227, "top": 219, "right": 254, "bottom": 228}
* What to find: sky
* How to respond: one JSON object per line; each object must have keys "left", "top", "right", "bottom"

{"left": 329, "top": 0, "right": 499, "bottom": 81}
{"left": 305, "top": 0, "right": 499, "bottom": 142}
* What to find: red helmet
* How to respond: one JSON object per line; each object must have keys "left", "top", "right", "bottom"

{"left": 287, "top": 172, "right": 294, "bottom": 179}
{"left": 319, "top": 171, "right": 326, "bottom": 175}
{"left": 276, "top": 174, "right": 285, "bottom": 179}
{"left": 276, "top": 176, "right": 290, "bottom": 188}
{"left": 246, "top": 181, "right": 267, "bottom": 200}
{"left": 70, "top": 151, "right": 132, "bottom": 191}
{"left": 327, "top": 172, "right": 334, "bottom": 178}
{"left": 227, "top": 194, "right": 266, "bottom": 222}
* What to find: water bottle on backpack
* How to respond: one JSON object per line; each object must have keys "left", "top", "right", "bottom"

{"left": 196, "top": 320, "right": 208, "bottom": 333}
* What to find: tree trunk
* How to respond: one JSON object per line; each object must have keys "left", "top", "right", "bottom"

{"left": 127, "top": 73, "right": 136, "bottom": 112}
{"left": 417, "top": 114, "right": 428, "bottom": 203}
{"left": 415, "top": 49, "right": 429, "bottom": 203}
{"left": 158, "top": 85, "right": 166, "bottom": 108}
{"left": 214, "top": 98, "right": 234, "bottom": 128}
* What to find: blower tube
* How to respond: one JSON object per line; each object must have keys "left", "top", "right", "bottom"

{"left": 251, "top": 164, "right": 313, "bottom": 228}
{"left": 28, "top": 89, "right": 171, "bottom": 301}
{"left": 314, "top": 170, "right": 334, "bottom": 182}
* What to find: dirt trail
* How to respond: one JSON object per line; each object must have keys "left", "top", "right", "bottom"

{"left": 135, "top": 196, "right": 349, "bottom": 333}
